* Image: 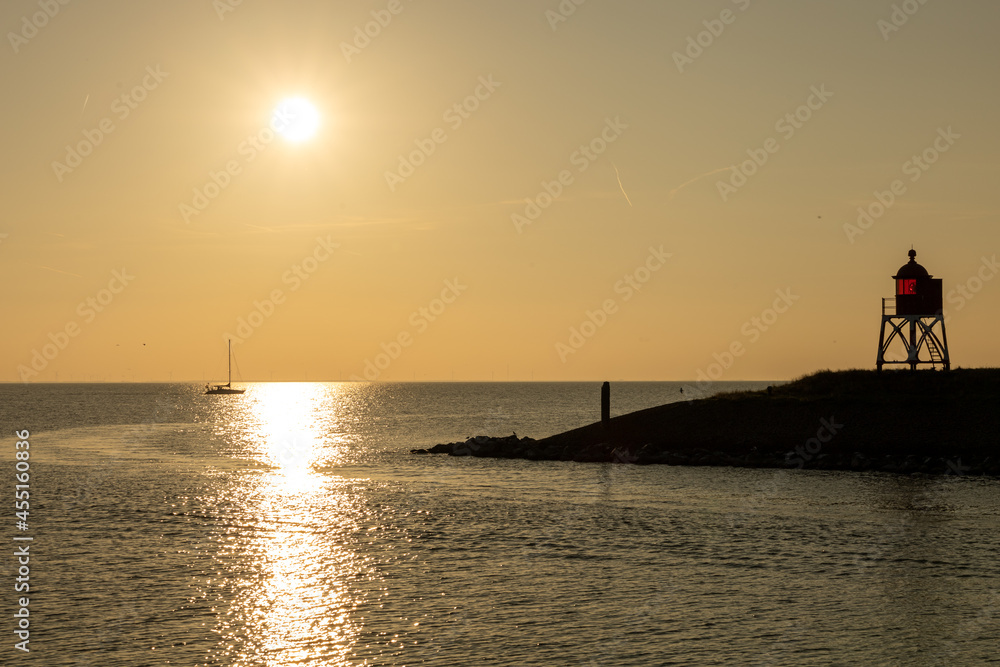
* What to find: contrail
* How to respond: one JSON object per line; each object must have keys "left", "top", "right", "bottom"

{"left": 243, "top": 223, "right": 277, "bottom": 233}
{"left": 37, "top": 265, "right": 82, "bottom": 278}
{"left": 81, "top": 94, "right": 90, "bottom": 116}
{"left": 612, "top": 162, "right": 633, "bottom": 207}
{"left": 669, "top": 167, "right": 731, "bottom": 199}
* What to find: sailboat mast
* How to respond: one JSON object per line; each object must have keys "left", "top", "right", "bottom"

{"left": 228, "top": 339, "right": 232, "bottom": 385}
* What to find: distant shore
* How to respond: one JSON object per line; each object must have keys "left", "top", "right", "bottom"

{"left": 415, "top": 369, "right": 1000, "bottom": 476}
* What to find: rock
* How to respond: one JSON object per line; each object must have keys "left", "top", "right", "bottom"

{"left": 412, "top": 443, "right": 457, "bottom": 455}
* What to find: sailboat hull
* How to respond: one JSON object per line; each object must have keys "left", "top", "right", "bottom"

{"left": 206, "top": 340, "right": 244, "bottom": 395}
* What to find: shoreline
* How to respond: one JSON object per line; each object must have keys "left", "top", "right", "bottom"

{"left": 415, "top": 369, "right": 1000, "bottom": 476}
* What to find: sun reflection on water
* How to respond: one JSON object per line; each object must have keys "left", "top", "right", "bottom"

{"left": 234, "top": 383, "right": 356, "bottom": 481}
{"left": 242, "top": 482, "right": 364, "bottom": 666}
{"left": 206, "top": 383, "right": 373, "bottom": 665}
{"left": 254, "top": 383, "right": 326, "bottom": 490}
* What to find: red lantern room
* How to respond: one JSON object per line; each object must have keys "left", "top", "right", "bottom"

{"left": 893, "top": 249, "right": 943, "bottom": 316}
{"left": 877, "top": 249, "right": 949, "bottom": 371}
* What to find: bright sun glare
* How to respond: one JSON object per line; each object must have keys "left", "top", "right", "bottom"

{"left": 272, "top": 97, "right": 320, "bottom": 142}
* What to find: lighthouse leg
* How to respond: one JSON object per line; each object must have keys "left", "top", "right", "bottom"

{"left": 876, "top": 318, "right": 887, "bottom": 372}
{"left": 938, "top": 316, "right": 951, "bottom": 371}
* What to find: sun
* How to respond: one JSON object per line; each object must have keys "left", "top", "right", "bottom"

{"left": 272, "top": 97, "right": 320, "bottom": 142}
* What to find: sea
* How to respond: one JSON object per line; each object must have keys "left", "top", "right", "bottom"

{"left": 2, "top": 381, "right": 998, "bottom": 666}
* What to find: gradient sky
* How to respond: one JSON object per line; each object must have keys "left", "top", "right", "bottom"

{"left": 3, "top": 0, "right": 999, "bottom": 382}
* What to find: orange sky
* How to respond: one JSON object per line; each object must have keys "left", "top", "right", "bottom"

{"left": 3, "top": 0, "right": 999, "bottom": 382}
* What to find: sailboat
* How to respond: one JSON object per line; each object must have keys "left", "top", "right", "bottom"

{"left": 205, "top": 339, "right": 245, "bottom": 395}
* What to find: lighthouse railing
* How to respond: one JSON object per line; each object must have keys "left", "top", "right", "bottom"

{"left": 882, "top": 297, "right": 896, "bottom": 316}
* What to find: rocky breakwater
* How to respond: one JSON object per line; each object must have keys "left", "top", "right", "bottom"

{"left": 414, "top": 369, "right": 1000, "bottom": 476}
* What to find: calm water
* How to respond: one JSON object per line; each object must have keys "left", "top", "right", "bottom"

{"left": 2, "top": 382, "right": 998, "bottom": 666}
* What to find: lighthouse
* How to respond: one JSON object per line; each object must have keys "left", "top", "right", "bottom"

{"left": 876, "top": 249, "right": 950, "bottom": 371}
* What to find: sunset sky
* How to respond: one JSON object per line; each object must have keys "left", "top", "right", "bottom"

{"left": 3, "top": 0, "right": 999, "bottom": 382}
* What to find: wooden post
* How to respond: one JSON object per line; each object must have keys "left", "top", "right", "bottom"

{"left": 601, "top": 381, "right": 610, "bottom": 427}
